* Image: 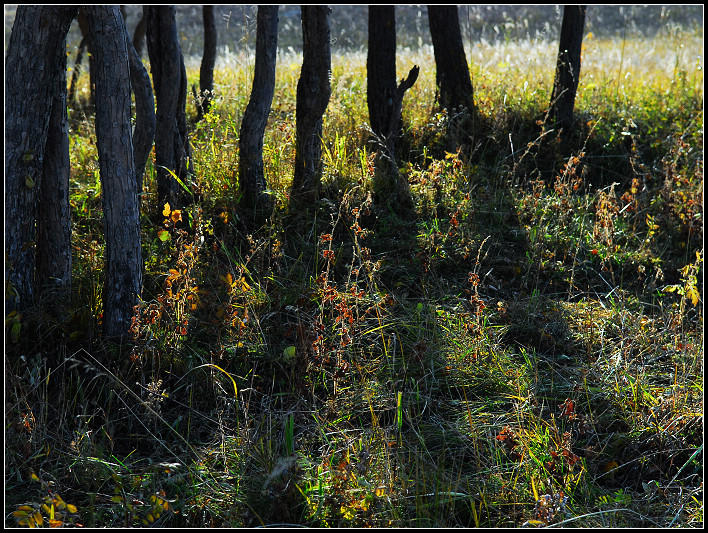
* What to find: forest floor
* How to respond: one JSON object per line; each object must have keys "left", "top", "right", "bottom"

{"left": 5, "top": 29, "right": 703, "bottom": 527}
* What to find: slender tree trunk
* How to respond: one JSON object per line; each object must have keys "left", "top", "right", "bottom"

{"left": 427, "top": 6, "right": 474, "bottom": 114}
{"left": 372, "top": 66, "right": 419, "bottom": 214}
{"left": 37, "top": 30, "right": 72, "bottom": 309}
{"left": 77, "top": 11, "right": 97, "bottom": 109}
{"left": 196, "top": 5, "right": 217, "bottom": 121}
{"left": 366, "top": 6, "right": 418, "bottom": 213}
{"left": 124, "top": 10, "right": 156, "bottom": 198}
{"left": 366, "top": 6, "right": 397, "bottom": 140}
{"left": 133, "top": 9, "right": 147, "bottom": 57}
{"left": 549, "top": 5, "right": 586, "bottom": 131}
{"left": 85, "top": 6, "right": 143, "bottom": 339}
{"left": 290, "top": 6, "right": 332, "bottom": 208}
{"left": 239, "top": 5, "right": 279, "bottom": 211}
{"left": 5, "top": 6, "right": 77, "bottom": 312}
{"left": 146, "top": 6, "right": 193, "bottom": 213}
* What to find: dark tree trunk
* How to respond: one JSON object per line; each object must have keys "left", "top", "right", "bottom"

{"left": 37, "top": 30, "right": 72, "bottom": 309}
{"left": 85, "top": 6, "right": 143, "bottom": 339}
{"left": 366, "top": 6, "right": 418, "bottom": 213}
{"left": 372, "top": 66, "right": 419, "bottom": 214}
{"left": 132, "top": 9, "right": 147, "bottom": 57}
{"left": 124, "top": 10, "right": 156, "bottom": 198}
{"left": 549, "top": 5, "right": 586, "bottom": 131}
{"left": 76, "top": 10, "right": 97, "bottom": 109}
{"left": 427, "top": 6, "right": 474, "bottom": 114}
{"left": 290, "top": 6, "right": 332, "bottom": 208}
{"left": 196, "top": 5, "right": 218, "bottom": 121}
{"left": 5, "top": 6, "right": 77, "bottom": 312}
{"left": 238, "top": 5, "right": 279, "bottom": 211}
{"left": 366, "top": 6, "right": 397, "bottom": 140}
{"left": 146, "top": 6, "right": 193, "bottom": 213}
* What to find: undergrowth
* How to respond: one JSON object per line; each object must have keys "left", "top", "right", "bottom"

{"left": 5, "top": 29, "right": 703, "bottom": 528}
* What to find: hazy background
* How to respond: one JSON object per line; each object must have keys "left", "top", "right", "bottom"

{"left": 4, "top": 5, "right": 704, "bottom": 58}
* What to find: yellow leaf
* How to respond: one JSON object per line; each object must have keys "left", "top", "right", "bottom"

{"left": 48, "top": 518, "right": 63, "bottom": 528}
{"left": 163, "top": 203, "right": 171, "bottom": 217}
{"left": 687, "top": 287, "right": 699, "bottom": 306}
{"left": 375, "top": 486, "right": 386, "bottom": 497}
{"left": 66, "top": 503, "right": 78, "bottom": 514}
{"left": 33, "top": 512, "right": 44, "bottom": 527}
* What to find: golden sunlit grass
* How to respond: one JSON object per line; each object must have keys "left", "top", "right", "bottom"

{"left": 6, "top": 29, "right": 702, "bottom": 528}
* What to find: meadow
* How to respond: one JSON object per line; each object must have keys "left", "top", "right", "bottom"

{"left": 6, "top": 27, "right": 703, "bottom": 527}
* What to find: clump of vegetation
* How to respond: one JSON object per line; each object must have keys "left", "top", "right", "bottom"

{"left": 6, "top": 25, "right": 702, "bottom": 528}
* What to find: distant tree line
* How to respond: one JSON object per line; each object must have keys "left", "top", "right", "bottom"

{"left": 5, "top": 5, "right": 586, "bottom": 339}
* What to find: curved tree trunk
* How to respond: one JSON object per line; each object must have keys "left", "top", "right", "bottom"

{"left": 146, "top": 6, "right": 193, "bottom": 213}
{"left": 132, "top": 9, "right": 147, "bottom": 57}
{"left": 125, "top": 10, "right": 156, "bottom": 198}
{"left": 196, "top": 5, "right": 218, "bottom": 121}
{"left": 5, "top": 6, "right": 77, "bottom": 313}
{"left": 289, "top": 6, "right": 332, "bottom": 208}
{"left": 76, "top": 10, "right": 97, "bottom": 109}
{"left": 427, "top": 6, "right": 474, "bottom": 115}
{"left": 238, "top": 5, "right": 279, "bottom": 212}
{"left": 549, "top": 5, "right": 586, "bottom": 131}
{"left": 85, "top": 6, "right": 143, "bottom": 339}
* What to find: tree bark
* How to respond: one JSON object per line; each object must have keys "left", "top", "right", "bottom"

{"left": 366, "top": 6, "right": 397, "bottom": 140}
{"left": 85, "top": 6, "right": 143, "bottom": 339}
{"left": 132, "top": 9, "right": 147, "bottom": 57}
{"left": 37, "top": 30, "right": 72, "bottom": 309}
{"left": 196, "top": 5, "right": 218, "bottom": 121}
{"left": 76, "top": 10, "right": 97, "bottom": 109}
{"left": 427, "top": 6, "right": 474, "bottom": 114}
{"left": 238, "top": 5, "right": 279, "bottom": 211}
{"left": 549, "top": 5, "right": 586, "bottom": 131}
{"left": 5, "top": 6, "right": 77, "bottom": 312}
{"left": 146, "top": 6, "right": 193, "bottom": 213}
{"left": 125, "top": 10, "right": 156, "bottom": 198}
{"left": 372, "top": 66, "right": 419, "bottom": 214}
{"left": 290, "top": 6, "right": 332, "bottom": 208}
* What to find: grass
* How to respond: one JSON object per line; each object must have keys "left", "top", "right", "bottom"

{"left": 5, "top": 28, "right": 703, "bottom": 528}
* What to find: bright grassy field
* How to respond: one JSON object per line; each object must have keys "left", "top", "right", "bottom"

{"left": 6, "top": 29, "right": 703, "bottom": 527}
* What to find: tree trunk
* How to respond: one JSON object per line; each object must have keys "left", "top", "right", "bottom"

{"left": 366, "top": 6, "right": 397, "bottom": 140}
{"left": 549, "top": 5, "right": 586, "bottom": 131}
{"left": 289, "top": 6, "right": 332, "bottom": 208}
{"left": 124, "top": 9, "right": 156, "bottom": 198}
{"left": 372, "top": 66, "right": 419, "bottom": 214}
{"left": 146, "top": 6, "right": 193, "bottom": 213}
{"left": 196, "top": 5, "right": 217, "bottom": 121}
{"left": 85, "top": 6, "right": 143, "bottom": 339}
{"left": 238, "top": 5, "right": 279, "bottom": 211}
{"left": 37, "top": 29, "right": 72, "bottom": 310}
{"left": 427, "top": 6, "right": 474, "bottom": 114}
{"left": 132, "top": 9, "right": 147, "bottom": 57}
{"left": 76, "top": 10, "right": 97, "bottom": 109}
{"left": 5, "top": 6, "right": 77, "bottom": 312}
{"left": 366, "top": 6, "right": 417, "bottom": 213}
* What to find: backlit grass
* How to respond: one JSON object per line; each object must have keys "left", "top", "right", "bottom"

{"left": 6, "top": 29, "right": 702, "bottom": 528}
